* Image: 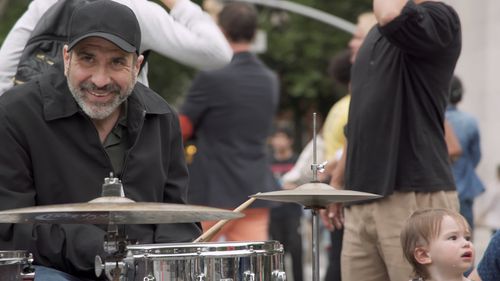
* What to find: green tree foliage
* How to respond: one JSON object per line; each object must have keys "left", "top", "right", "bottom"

{"left": 258, "top": 0, "right": 371, "bottom": 145}
{"left": 145, "top": 52, "right": 196, "bottom": 108}
{"left": 0, "top": 0, "right": 30, "bottom": 42}
{"left": 262, "top": 0, "right": 372, "bottom": 109}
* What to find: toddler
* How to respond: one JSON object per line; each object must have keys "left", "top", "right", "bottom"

{"left": 400, "top": 208, "right": 475, "bottom": 281}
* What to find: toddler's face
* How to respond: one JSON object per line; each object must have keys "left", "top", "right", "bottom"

{"left": 427, "top": 215, "right": 474, "bottom": 274}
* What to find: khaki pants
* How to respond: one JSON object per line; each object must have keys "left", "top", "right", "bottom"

{"left": 341, "top": 191, "right": 459, "bottom": 281}
{"left": 201, "top": 208, "right": 270, "bottom": 241}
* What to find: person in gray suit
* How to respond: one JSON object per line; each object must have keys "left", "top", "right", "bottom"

{"left": 180, "top": 2, "right": 279, "bottom": 241}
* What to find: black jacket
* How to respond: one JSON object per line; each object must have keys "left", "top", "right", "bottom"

{"left": 0, "top": 69, "right": 201, "bottom": 279}
{"left": 181, "top": 52, "right": 279, "bottom": 209}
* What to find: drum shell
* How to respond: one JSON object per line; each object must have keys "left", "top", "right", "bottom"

{"left": 0, "top": 251, "right": 33, "bottom": 281}
{"left": 126, "top": 240, "right": 285, "bottom": 281}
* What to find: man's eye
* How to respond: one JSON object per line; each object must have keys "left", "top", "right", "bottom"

{"left": 112, "top": 59, "right": 126, "bottom": 66}
{"left": 80, "top": 55, "right": 93, "bottom": 62}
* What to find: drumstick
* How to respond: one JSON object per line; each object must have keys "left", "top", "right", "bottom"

{"left": 193, "top": 196, "right": 257, "bottom": 243}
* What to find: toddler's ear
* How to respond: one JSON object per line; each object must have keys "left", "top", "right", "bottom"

{"left": 414, "top": 247, "right": 432, "bottom": 265}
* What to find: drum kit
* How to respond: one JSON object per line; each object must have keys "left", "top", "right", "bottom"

{"left": 0, "top": 114, "right": 380, "bottom": 281}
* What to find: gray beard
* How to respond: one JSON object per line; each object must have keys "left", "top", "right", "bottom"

{"left": 67, "top": 76, "right": 135, "bottom": 120}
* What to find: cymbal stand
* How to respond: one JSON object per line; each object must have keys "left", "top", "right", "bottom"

{"left": 94, "top": 174, "right": 131, "bottom": 281}
{"left": 307, "top": 113, "right": 326, "bottom": 281}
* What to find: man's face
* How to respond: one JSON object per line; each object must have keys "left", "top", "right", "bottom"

{"left": 63, "top": 37, "right": 143, "bottom": 120}
{"left": 270, "top": 132, "right": 293, "bottom": 152}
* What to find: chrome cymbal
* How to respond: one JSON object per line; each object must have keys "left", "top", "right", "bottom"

{"left": 251, "top": 182, "right": 381, "bottom": 207}
{"left": 0, "top": 196, "right": 243, "bottom": 224}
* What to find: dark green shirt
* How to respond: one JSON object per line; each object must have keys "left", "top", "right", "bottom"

{"left": 103, "top": 104, "right": 128, "bottom": 177}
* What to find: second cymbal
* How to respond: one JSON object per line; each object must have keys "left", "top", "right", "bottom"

{"left": 251, "top": 182, "right": 381, "bottom": 207}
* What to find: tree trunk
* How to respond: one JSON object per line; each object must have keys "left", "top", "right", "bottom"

{"left": 0, "top": 0, "right": 11, "bottom": 20}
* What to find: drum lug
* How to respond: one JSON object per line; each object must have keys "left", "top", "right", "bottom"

{"left": 20, "top": 253, "right": 36, "bottom": 280}
{"left": 20, "top": 267, "right": 36, "bottom": 281}
{"left": 243, "top": 271, "right": 255, "bottom": 281}
{"left": 196, "top": 273, "right": 206, "bottom": 281}
{"left": 95, "top": 255, "right": 104, "bottom": 278}
{"left": 95, "top": 255, "right": 129, "bottom": 281}
{"left": 272, "top": 270, "right": 287, "bottom": 281}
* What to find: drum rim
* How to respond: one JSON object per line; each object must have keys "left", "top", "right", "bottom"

{"left": 127, "top": 240, "right": 284, "bottom": 258}
{"left": 0, "top": 250, "right": 29, "bottom": 265}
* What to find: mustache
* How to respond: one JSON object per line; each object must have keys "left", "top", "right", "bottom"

{"left": 80, "top": 81, "right": 121, "bottom": 93}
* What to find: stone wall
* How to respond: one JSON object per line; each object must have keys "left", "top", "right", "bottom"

{"left": 445, "top": 0, "right": 500, "bottom": 227}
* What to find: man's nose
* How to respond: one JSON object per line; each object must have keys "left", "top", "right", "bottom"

{"left": 91, "top": 66, "right": 112, "bottom": 88}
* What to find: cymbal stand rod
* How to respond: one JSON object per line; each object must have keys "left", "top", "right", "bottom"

{"left": 310, "top": 112, "right": 323, "bottom": 281}
{"left": 311, "top": 208, "right": 320, "bottom": 281}
{"left": 311, "top": 112, "right": 318, "bottom": 182}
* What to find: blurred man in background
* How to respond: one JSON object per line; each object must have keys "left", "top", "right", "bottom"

{"left": 180, "top": 2, "right": 279, "bottom": 241}
{"left": 446, "top": 75, "right": 485, "bottom": 231}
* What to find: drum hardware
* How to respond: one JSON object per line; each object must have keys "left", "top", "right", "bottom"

{"left": 20, "top": 253, "right": 35, "bottom": 281}
{"left": 251, "top": 113, "right": 381, "bottom": 281}
{"left": 126, "top": 241, "right": 285, "bottom": 281}
{"left": 243, "top": 271, "right": 255, "bottom": 281}
{"left": 271, "top": 270, "right": 286, "bottom": 281}
{"left": 0, "top": 173, "right": 244, "bottom": 281}
{"left": 128, "top": 251, "right": 156, "bottom": 281}
{"left": 95, "top": 176, "right": 136, "bottom": 281}
{"left": 95, "top": 175, "right": 248, "bottom": 281}
{"left": 101, "top": 173, "right": 126, "bottom": 197}
{"left": 196, "top": 273, "right": 206, "bottom": 281}
{"left": 95, "top": 256, "right": 128, "bottom": 281}
{"left": 0, "top": 250, "right": 35, "bottom": 280}
{"left": 139, "top": 254, "right": 156, "bottom": 281}
{"left": 95, "top": 224, "right": 131, "bottom": 281}
{"left": 143, "top": 274, "right": 156, "bottom": 281}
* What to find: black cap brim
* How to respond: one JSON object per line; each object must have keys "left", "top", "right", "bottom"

{"left": 67, "top": 32, "right": 137, "bottom": 54}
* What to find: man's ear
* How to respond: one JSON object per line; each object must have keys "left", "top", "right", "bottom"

{"left": 414, "top": 247, "right": 432, "bottom": 265}
{"left": 63, "top": 45, "right": 70, "bottom": 76}
{"left": 135, "top": 54, "right": 144, "bottom": 75}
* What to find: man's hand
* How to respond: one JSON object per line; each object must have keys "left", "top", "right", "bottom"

{"left": 321, "top": 143, "right": 346, "bottom": 231}
{"left": 282, "top": 182, "right": 298, "bottom": 190}
{"left": 320, "top": 203, "right": 344, "bottom": 231}
{"left": 374, "top": 0, "right": 407, "bottom": 26}
{"left": 162, "top": 0, "right": 178, "bottom": 10}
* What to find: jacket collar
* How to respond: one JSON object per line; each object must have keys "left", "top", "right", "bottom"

{"left": 232, "top": 51, "right": 255, "bottom": 62}
{"left": 39, "top": 69, "right": 170, "bottom": 122}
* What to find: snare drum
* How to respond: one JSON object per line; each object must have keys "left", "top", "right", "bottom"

{"left": 0, "top": 251, "right": 35, "bottom": 281}
{"left": 126, "top": 240, "right": 286, "bottom": 281}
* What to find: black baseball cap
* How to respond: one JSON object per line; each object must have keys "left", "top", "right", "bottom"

{"left": 67, "top": 0, "right": 141, "bottom": 54}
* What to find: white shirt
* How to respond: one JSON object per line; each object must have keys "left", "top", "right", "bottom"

{"left": 282, "top": 136, "right": 326, "bottom": 187}
{"left": 0, "top": 0, "right": 233, "bottom": 94}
